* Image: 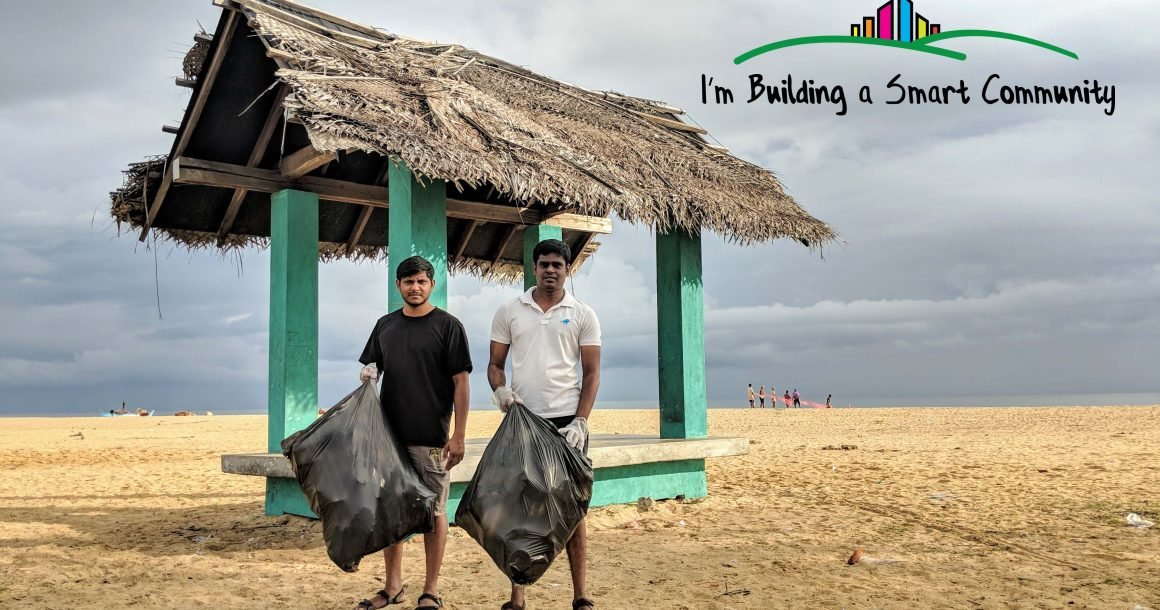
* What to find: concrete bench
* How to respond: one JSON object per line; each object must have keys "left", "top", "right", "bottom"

{"left": 222, "top": 434, "right": 749, "bottom": 518}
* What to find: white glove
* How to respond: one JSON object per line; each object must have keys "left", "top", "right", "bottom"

{"left": 559, "top": 417, "right": 588, "bottom": 451}
{"left": 492, "top": 386, "right": 521, "bottom": 413}
{"left": 359, "top": 363, "right": 379, "bottom": 383}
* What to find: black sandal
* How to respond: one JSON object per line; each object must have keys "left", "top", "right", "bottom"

{"left": 415, "top": 592, "right": 443, "bottom": 609}
{"left": 572, "top": 598, "right": 595, "bottom": 610}
{"left": 500, "top": 602, "right": 524, "bottom": 610}
{"left": 356, "top": 587, "right": 405, "bottom": 609}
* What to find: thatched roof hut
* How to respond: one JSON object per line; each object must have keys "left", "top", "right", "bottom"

{"left": 110, "top": 0, "right": 836, "bottom": 281}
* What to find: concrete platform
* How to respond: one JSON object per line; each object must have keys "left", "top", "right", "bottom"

{"left": 222, "top": 434, "right": 748, "bottom": 518}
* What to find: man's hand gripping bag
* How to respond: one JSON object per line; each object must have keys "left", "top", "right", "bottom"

{"left": 455, "top": 403, "right": 594, "bottom": 585}
{"left": 281, "top": 381, "right": 436, "bottom": 572}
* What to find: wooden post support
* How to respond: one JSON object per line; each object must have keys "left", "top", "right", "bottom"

{"left": 266, "top": 189, "right": 319, "bottom": 515}
{"left": 388, "top": 160, "right": 447, "bottom": 311}
{"left": 655, "top": 228, "right": 708, "bottom": 439}
{"left": 522, "top": 224, "right": 563, "bottom": 290}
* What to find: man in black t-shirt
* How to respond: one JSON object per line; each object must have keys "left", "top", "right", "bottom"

{"left": 354, "top": 256, "right": 472, "bottom": 610}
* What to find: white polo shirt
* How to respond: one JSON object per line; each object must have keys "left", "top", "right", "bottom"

{"left": 490, "top": 287, "right": 601, "bottom": 418}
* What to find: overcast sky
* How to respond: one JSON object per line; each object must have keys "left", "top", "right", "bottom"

{"left": 1, "top": 0, "right": 1158, "bottom": 414}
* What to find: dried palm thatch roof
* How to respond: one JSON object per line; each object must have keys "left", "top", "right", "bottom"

{"left": 110, "top": 0, "right": 835, "bottom": 281}
{"left": 248, "top": 0, "right": 835, "bottom": 245}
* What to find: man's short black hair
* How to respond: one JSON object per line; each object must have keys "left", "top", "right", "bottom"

{"left": 532, "top": 239, "right": 572, "bottom": 265}
{"left": 396, "top": 255, "right": 435, "bottom": 281}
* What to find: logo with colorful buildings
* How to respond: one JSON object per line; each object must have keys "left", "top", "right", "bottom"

{"left": 736, "top": 0, "right": 1077, "bottom": 63}
{"left": 852, "top": 0, "right": 938, "bottom": 40}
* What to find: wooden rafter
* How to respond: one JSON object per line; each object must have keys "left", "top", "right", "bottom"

{"left": 344, "top": 157, "right": 390, "bottom": 254}
{"left": 217, "top": 0, "right": 387, "bottom": 50}
{"left": 344, "top": 206, "right": 374, "bottom": 254}
{"left": 452, "top": 220, "right": 480, "bottom": 262}
{"left": 280, "top": 144, "right": 336, "bottom": 179}
{"left": 443, "top": 199, "right": 538, "bottom": 225}
{"left": 630, "top": 110, "right": 707, "bottom": 134}
{"left": 543, "top": 212, "right": 612, "bottom": 234}
{"left": 215, "top": 85, "right": 288, "bottom": 247}
{"left": 570, "top": 233, "right": 597, "bottom": 274}
{"left": 175, "top": 156, "right": 392, "bottom": 206}
{"left": 489, "top": 225, "right": 519, "bottom": 274}
{"left": 173, "top": 157, "right": 612, "bottom": 232}
{"left": 139, "top": 10, "right": 238, "bottom": 241}
{"left": 266, "top": 47, "right": 296, "bottom": 63}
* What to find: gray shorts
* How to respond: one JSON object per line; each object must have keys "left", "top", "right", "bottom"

{"left": 407, "top": 446, "right": 450, "bottom": 516}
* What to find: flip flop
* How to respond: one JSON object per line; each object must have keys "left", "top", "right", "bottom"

{"left": 415, "top": 592, "right": 443, "bottom": 609}
{"left": 356, "top": 587, "right": 405, "bottom": 609}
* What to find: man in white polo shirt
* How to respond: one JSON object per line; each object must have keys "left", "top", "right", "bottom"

{"left": 488, "top": 238, "right": 601, "bottom": 610}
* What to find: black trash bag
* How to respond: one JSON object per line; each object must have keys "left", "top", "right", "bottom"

{"left": 280, "top": 381, "right": 436, "bottom": 572}
{"left": 455, "top": 403, "right": 593, "bottom": 585}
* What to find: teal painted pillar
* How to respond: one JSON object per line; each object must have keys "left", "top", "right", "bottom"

{"left": 388, "top": 160, "right": 447, "bottom": 311}
{"left": 267, "top": 189, "right": 319, "bottom": 515}
{"left": 523, "top": 224, "right": 563, "bottom": 290}
{"left": 656, "top": 228, "right": 708, "bottom": 439}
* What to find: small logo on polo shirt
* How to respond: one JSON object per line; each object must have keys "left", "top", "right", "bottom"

{"left": 561, "top": 319, "right": 571, "bottom": 325}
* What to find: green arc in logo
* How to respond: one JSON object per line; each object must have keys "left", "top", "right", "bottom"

{"left": 734, "top": 29, "right": 1079, "bottom": 64}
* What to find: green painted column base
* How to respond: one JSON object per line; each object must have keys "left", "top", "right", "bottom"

{"left": 450, "top": 460, "right": 706, "bottom": 520}
{"left": 265, "top": 476, "right": 313, "bottom": 517}
{"left": 263, "top": 460, "right": 707, "bottom": 520}
{"left": 591, "top": 459, "right": 707, "bottom": 506}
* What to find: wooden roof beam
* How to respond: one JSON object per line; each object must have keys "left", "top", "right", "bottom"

{"left": 488, "top": 225, "right": 519, "bottom": 274}
{"left": 175, "top": 77, "right": 196, "bottom": 88}
{"left": 223, "top": 0, "right": 387, "bottom": 50}
{"left": 570, "top": 233, "right": 597, "bottom": 274}
{"left": 173, "top": 157, "right": 384, "bottom": 206}
{"left": 345, "top": 205, "right": 374, "bottom": 254}
{"left": 630, "top": 110, "right": 707, "bottom": 134}
{"left": 452, "top": 220, "right": 480, "bottom": 262}
{"left": 280, "top": 145, "right": 337, "bottom": 179}
{"left": 139, "top": 10, "right": 238, "bottom": 241}
{"left": 174, "top": 157, "right": 614, "bottom": 230}
{"left": 443, "top": 199, "right": 539, "bottom": 224}
{"left": 216, "top": 85, "right": 287, "bottom": 247}
{"left": 542, "top": 212, "right": 612, "bottom": 234}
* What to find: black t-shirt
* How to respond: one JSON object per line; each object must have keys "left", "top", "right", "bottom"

{"left": 359, "top": 307, "right": 473, "bottom": 447}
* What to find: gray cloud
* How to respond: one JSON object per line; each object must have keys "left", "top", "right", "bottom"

{"left": 2, "top": 0, "right": 1158, "bottom": 413}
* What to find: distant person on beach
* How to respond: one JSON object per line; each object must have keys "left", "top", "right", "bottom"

{"left": 771, "top": 386, "right": 777, "bottom": 408}
{"left": 826, "top": 394, "right": 832, "bottom": 408}
{"left": 758, "top": 386, "right": 766, "bottom": 408}
{"left": 489, "top": 238, "right": 601, "bottom": 610}
{"left": 748, "top": 384, "right": 755, "bottom": 408}
{"left": 793, "top": 389, "right": 801, "bottom": 408}
{"left": 356, "top": 256, "right": 472, "bottom": 610}
{"left": 784, "top": 390, "right": 792, "bottom": 407}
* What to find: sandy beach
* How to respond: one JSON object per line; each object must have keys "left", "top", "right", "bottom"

{"left": 1, "top": 406, "right": 1157, "bottom": 609}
